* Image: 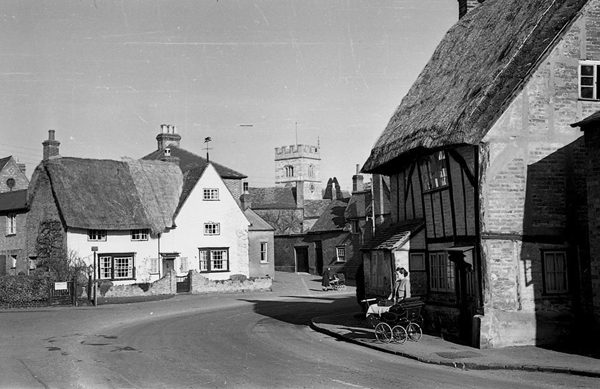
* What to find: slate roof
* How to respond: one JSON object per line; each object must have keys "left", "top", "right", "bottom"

{"left": 344, "top": 191, "right": 371, "bottom": 220}
{"left": 142, "top": 146, "right": 246, "bottom": 179}
{"left": 249, "top": 187, "right": 298, "bottom": 209}
{"left": 244, "top": 208, "right": 275, "bottom": 231}
{"left": 33, "top": 157, "right": 182, "bottom": 234}
{"left": 363, "top": 0, "right": 588, "bottom": 174}
{"left": 0, "top": 156, "right": 10, "bottom": 171}
{"left": 0, "top": 189, "right": 27, "bottom": 214}
{"left": 304, "top": 199, "right": 332, "bottom": 218}
{"left": 308, "top": 199, "right": 350, "bottom": 233}
{"left": 174, "top": 165, "right": 207, "bottom": 218}
{"left": 571, "top": 110, "right": 600, "bottom": 128}
{"left": 361, "top": 220, "right": 424, "bottom": 251}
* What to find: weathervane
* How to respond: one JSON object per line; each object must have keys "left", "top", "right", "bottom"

{"left": 204, "top": 137, "right": 212, "bottom": 162}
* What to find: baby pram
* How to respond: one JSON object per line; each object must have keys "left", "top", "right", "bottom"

{"left": 363, "top": 297, "right": 424, "bottom": 344}
{"left": 329, "top": 273, "right": 346, "bottom": 291}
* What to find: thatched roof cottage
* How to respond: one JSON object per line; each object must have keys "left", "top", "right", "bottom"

{"left": 361, "top": 0, "right": 597, "bottom": 348}
{"left": 26, "top": 130, "right": 253, "bottom": 284}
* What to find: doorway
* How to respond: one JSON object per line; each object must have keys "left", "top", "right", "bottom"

{"left": 295, "top": 246, "right": 309, "bottom": 273}
{"left": 315, "top": 241, "right": 323, "bottom": 275}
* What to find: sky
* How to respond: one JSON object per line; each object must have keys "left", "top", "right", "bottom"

{"left": 0, "top": 0, "right": 458, "bottom": 191}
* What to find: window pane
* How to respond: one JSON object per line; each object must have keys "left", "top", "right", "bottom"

{"left": 114, "top": 257, "right": 133, "bottom": 279}
{"left": 581, "top": 76, "right": 594, "bottom": 86}
{"left": 99, "top": 256, "right": 112, "bottom": 279}
{"left": 581, "top": 65, "right": 594, "bottom": 76}
{"left": 199, "top": 251, "right": 208, "bottom": 271}
{"left": 211, "top": 250, "right": 227, "bottom": 270}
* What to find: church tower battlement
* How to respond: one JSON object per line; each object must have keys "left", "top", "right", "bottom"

{"left": 274, "top": 143, "right": 321, "bottom": 200}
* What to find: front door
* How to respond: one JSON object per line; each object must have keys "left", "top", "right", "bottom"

{"left": 448, "top": 249, "right": 478, "bottom": 346}
{"left": 162, "top": 258, "right": 175, "bottom": 276}
{"left": 295, "top": 247, "right": 309, "bottom": 273}
{"left": 315, "top": 241, "right": 323, "bottom": 275}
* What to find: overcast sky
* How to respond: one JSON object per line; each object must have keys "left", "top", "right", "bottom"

{"left": 0, "top": 0, "right": 457, "bottom": 190}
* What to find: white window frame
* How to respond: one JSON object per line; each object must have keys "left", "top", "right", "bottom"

{"left": 149, "top": 257, "right": 159, "bottom": 274}
{"left": 98, "top": 253, "right": 135, "bottom": 280}
{"left": 204, "top": 222, "right": 220, "bottom": 236}
{"left": 542, "top": 250, "right": 569, "bottom": 294}
{"left": 260, "top": 242, "right": 268, "bottom": 263}
{"left": 203, "top": 188, "right": 219, "bottom": 201}
{"left": 88, "top": 229, "right": 107, "bottom": 242}
{"left": 131, "top": 229, "right": 149, "bottom": 241}
{"left": 429, "top": 252, "right": 455, "bottom": 293}
{"left": 579, "top": 60, "right": 600, "bottom": 100}
{"left": 336, "top": 246, "right": 346, "bottom": 263}
{"left": 198, "top": 248, "right": 229, "bottom": 273}
{"left": 179, "top": 257, "right": 189, "bottom": 273}
{"left": 6, "top": 213, "right": 16, "bottom": 236}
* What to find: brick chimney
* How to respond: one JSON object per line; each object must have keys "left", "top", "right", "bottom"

{"left": 240, "top": 183, "right": 253, "bottom": 210}
{"left": 159, "top": 147, "right": 180, "bottom": 164}
{"left": 457, "top": 0, "right": 485, "bottom": 19}
{"left": 156, "top": 124, "right": 181, "bottom": 150}
{"left": 352, "top": 164, "right": 364, "bottom": 194}
{"left": 42, "top": 130, "right": 60, "bottom": 160}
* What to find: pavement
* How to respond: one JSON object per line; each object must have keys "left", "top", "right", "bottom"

{"left": 278, "top": 271, "right": 600, "bottom": 378}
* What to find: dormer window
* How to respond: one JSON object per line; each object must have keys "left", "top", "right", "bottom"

{"left": 88, "top": 229, "right": 107, "bottom": 241}
{"left": 131, "top": 229, "right": 149, "bottom": 241}
{"left": 164, "top": 148, "right": 171, "bottom": 156}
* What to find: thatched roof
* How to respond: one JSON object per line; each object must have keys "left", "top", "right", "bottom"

{"left": 142, "top": 146, "right": 246, "bottom": 179}
{"left": 41, "top": 157, "right": 182, "bottom": 233}
{"left": 363, "top": 0, "right": 588, "bottom": 173}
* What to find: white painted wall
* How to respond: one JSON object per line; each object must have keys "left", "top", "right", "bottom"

{"left": 67, "top": 228, "right": 161, "bottom": 285}
{"left": 160, "top": 163, "right": 250, "bottom": 280}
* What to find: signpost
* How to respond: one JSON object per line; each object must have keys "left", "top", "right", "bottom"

{"left": 92, "top": 246, "right": 98, "bottom": 307}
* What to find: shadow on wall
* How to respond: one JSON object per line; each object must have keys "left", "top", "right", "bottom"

{"left": 522, "top": 137, "right": 594, "bottom": 354}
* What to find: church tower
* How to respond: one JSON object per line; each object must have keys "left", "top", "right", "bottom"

{"left": 274, "top": 143, "right": 322, "bottom": 201}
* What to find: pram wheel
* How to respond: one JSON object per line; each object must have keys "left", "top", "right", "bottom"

{"left": 406, "top": 322, "right": 422, "bottom": 341}
{"left": 391, "top": 325, "right": 407, "bottom": 344}
{"left": 374, "top": 322, "right": 393, "bottom": 343}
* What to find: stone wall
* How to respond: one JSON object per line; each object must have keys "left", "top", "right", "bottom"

{"left": 584, "top": 126, "right": 600, "bottom": 337}
{"left": 97, "top": 270, "right": 272, "bottom": 298}
{"left": 189, "top": 271, "right": 271, "bottom": 294}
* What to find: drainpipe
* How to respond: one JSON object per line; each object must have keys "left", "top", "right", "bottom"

{"left": 157, "top": 233, "right": 161, "bottom": 279}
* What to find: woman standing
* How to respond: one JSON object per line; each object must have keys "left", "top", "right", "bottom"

{"left": 388, "top": 267, "right": 411, "bottom": 303}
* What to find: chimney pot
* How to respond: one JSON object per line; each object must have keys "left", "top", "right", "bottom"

{"left": 48, "top": 129, "right": 55, "bottom": 140}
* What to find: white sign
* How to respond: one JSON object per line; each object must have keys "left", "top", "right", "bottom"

{"left": 54, "top": 282, "right": 68, "bottom": 290}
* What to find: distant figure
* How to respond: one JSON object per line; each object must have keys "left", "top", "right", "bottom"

{"left": 322, "top": 267, "right": 333, "bottom": 291}
{"left": 388, "top": 267, "right": 411, "bottom": 304}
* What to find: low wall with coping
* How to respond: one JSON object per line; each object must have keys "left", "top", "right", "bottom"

{"left": 98, "top": 270, "right": 271, "bottom": 298}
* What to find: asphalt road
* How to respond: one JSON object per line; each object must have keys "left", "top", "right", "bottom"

{"left": 0, "top": 274, "right": 598, "bottom": 388}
